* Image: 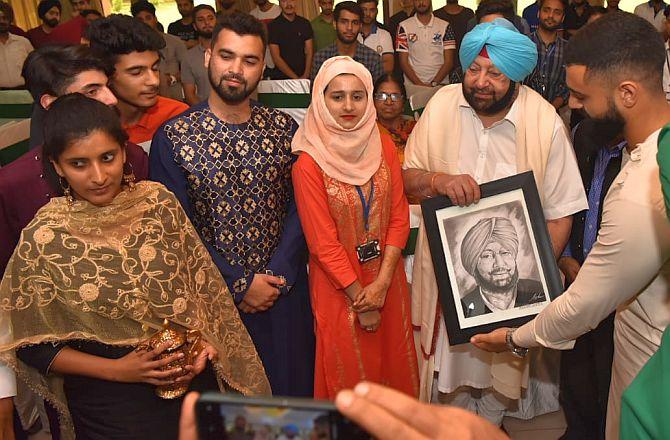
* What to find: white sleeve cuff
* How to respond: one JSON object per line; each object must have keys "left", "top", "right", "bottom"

{"left": 0, "top": 364, "right": 16, "bottom": 398}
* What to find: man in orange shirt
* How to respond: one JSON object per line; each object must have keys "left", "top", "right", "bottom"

{"left": 86, "top": 15, "right": 188, "bottom": 152}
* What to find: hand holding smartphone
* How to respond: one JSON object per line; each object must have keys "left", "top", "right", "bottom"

{"left": 196, "top": 393, "right": 371, "bottom": 440}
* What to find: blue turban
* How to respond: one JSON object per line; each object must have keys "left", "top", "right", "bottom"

{"left": 459, "top": 18, "right": 538, "bottom": 82}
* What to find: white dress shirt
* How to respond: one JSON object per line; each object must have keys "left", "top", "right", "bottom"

{"left": 634, "top": 1, "right": 667, "bottom": 32}
{"left": 0, "top": 33, "right": 33, "bottom": 88}
{"left": 514, "top": 128, "right": 670, "bottom": 439}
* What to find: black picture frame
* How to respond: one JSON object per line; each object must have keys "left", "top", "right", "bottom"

{"left": 421, "top": 171, "right": 563, "bottom": 346}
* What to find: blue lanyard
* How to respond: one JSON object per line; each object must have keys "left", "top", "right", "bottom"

{"left": 355, "top": 180, "right": 374, "bottom": 231}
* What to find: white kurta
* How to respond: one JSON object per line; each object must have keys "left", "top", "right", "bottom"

{"left": 0, "top": 312, "right": 15, "bottom": 399}
{"left": 514, "top": 128, "right": 670, "bottom": 439}
{"left": 434, "top": 95, "right": 586, "bottom": 407}
{"left": 404, "top": 87, "right": 587, "bottom": 415}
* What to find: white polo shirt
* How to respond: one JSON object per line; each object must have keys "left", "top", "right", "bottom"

{"left": 634, "top": 1, "right": 667, "bottom": 32}
{"left": 357, "top": 24, "right": 394, "bottom": 57}
{"left": 396, "top": 14, "right": 456, "bottom": 85}
{"left": 0, "top": 33, "right": 33, "bottom": 88}
{"left": 250, "top": 3, "right": 281, "bottom": 69}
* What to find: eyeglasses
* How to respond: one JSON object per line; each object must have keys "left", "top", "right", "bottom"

{"left": 373, "top": 92, "right": 404, "bottom": 102}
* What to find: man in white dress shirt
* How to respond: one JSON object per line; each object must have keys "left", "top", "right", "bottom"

{"left": 402, "top": 18, "right": 587, "bottom": 426}
{"left": 634, "top": 0, "right": 667, "bottom": 32}
{"left": 472, "top": 13, "right": 670, "bottom": 439}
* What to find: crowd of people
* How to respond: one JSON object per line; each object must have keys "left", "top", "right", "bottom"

{"left": 0, "top": 0, "right": 669, "bottom": 439}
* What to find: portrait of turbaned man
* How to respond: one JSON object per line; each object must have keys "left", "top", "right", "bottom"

{"left": 456, "top": 214, "right": 546, "bottom": 319}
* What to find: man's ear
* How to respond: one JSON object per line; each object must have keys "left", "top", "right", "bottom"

{"left": 617, "top": 80, "right": 640, "bottom": 110}
{"left": 204, "top": 47, "right": 211, "bottom": 68}
{"left": 40, "top": 93, "right": 58, "bottom": 110}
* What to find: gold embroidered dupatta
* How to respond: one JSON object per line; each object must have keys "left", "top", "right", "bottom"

{"left": 0, "top": 181, "right": 270, "bottom": 439}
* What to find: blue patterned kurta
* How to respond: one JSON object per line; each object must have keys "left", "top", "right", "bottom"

{"left": 150, "top": 101, "right": 314, "bottom": 397}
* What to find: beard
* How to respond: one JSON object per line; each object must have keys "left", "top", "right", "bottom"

{"left": 446, "top": 0, "right": 459, "bottom": 4}
{"left": 463, "top": 80, "right": 516, "bottom": 116}
{"left": 209, "top": 69, "right": 260, "bottom": 104}
{"left": 336, "top": 29, "right": 357, "bottom": 44}
{"left": 589, "top": 99, "right": 626, "bottom": 143}
{"left": 44, "top": 18, "right": 59, "bottom": 28}
{"left": 539, "top": 19, "right": 561, "bottom": 31}
{"left": 475, "top": 265, "right": 519, "bottom": 294}
{"left": 197, "top": 29, "right": 213, "bottom": 39}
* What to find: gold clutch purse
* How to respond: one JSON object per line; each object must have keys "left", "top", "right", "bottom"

{"left": 139, "top": 319, "right": 202, "bottom": 399}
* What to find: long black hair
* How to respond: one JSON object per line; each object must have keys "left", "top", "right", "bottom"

{"left": 42, "top": 94, "right": 128, "bottom": 193}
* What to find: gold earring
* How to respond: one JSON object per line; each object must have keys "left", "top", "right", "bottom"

{"left": 60, "top": 178, "right": 74, "bottom": 207}
{"left": 123, "top": 162, "right": 136, "bottom": 191}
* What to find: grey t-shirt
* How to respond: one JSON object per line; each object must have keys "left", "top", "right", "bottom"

{"left": 160, "top": 32, "right": 188, "bottom": 100}
{"left": 181, "top": 44, "right": 211, "bottom": 104}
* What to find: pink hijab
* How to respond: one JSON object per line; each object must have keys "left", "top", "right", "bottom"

{"left": 292, "top": 56, "right": 382, "bottom": 186}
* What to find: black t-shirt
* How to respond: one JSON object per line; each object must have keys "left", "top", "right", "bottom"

{"left": 563, "top": 3, "right": 592, "bottom": 32}
{"left": 434, "top": 6, "right": 474, "bottom": 54}
{"left": 267, "top": 14, "right": 314, "bottom": 79}
{"left": 168, "top": 19, "right": 197, "bottom": 43}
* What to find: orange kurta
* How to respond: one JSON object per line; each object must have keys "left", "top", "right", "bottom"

{"left": 292, "top": 130, "right": 419, "bottom": 400}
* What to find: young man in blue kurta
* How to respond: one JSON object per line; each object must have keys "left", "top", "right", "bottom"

{"left": 149, "top": 12, "right": 314, "bottom": 397}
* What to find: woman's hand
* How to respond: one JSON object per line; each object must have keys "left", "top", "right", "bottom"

{"left": 357, "top": 310, "right": 381, "bottom": 332}
{"left": 110, "top": 341, "right": 185, "bottom": 386}
{"left": 353, "top": 280, "right": 389, "bottom": 313}
{"left": 175, "top": 342, "right": 218, "bottom": 385}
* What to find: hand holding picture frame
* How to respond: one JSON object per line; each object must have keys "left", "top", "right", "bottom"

{"left": 421, "top": 171, "right": 563, "bottom": 346}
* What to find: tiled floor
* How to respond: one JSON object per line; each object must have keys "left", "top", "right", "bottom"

{"left": 504, "top": 409, "right": 567, "bottom": 440}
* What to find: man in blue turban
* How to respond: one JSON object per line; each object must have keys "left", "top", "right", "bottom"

{"left": 401, "top": 17, "right": 587, "bottom": 426}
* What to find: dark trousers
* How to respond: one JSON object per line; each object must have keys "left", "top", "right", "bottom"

{"left": 559, "top": 312, "right": 615, "bottom": 440}
{"left": 13, "top": 400, "right": 61, "bottom": 440}
{"left": 13, "top": 407, "right": 27, "bottom": 440}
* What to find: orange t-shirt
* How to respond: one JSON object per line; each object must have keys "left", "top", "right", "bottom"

{"left": 124, "top": 96, "right": 188, "bottom": 151}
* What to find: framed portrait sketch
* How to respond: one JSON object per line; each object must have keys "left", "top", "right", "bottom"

{"left": 421, "top": 171, "right": 563, "bottom": 346}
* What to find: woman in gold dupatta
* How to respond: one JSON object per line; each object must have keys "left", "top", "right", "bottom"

{"left": 0, "top": 95, "right": 270, "bottom": 440}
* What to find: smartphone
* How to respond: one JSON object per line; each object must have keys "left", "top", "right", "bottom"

{"left": 196, "top": 392, "right": 372, "bottom": 440}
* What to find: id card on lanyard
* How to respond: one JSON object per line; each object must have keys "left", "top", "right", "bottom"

{"left": 355, "top": 180, "right": 381, "bottom": 263}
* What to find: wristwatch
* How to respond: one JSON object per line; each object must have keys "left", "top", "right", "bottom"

{"left": 505, "top": 329, "right": 529, "bottom": 358}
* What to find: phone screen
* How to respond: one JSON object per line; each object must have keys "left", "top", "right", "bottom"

{"left": 197, "top": 394, "right": 371, "bottom": 440}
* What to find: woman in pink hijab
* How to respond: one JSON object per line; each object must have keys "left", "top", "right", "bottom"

{"left": 292, "top": 56, "right": 419, "bottom": 400}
